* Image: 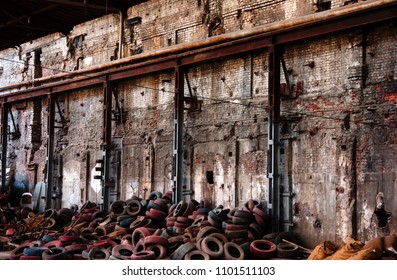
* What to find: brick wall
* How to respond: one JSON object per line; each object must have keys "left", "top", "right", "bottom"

{"left": 0, "top": 0, "right": 396, "bottom": 248}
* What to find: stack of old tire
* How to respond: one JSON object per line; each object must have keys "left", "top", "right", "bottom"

{"left": 4, "top": 191, "right": 303, "bottom": 260}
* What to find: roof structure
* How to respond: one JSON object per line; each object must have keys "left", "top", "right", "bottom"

{"left": 0, "top": 0, "right": 146, "bottom": 51}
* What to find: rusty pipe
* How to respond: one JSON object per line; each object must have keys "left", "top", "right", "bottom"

{"left": 0, "top": 0, "right": 395, "bottom": 93}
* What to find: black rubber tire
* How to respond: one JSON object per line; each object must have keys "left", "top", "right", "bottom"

{"left": 173, "top": 201, "right": 187, "bottom": 217}
{"left": 276, "top": 242, "right": 299, "bottom": 259}
{"left": 184, "top": 250, "right": 210, "bottom": 260}
{"left": 196, "top": 226, "right": 220, "bottom": 240}
{"left": 274, "top": 231, "right": 298, "bottom": 245}
{"left": 224, "top": 242, "right": 245, "bottom": 260}
{"left": 42, "top": 246, "right": 69, "bottom": 260}
{"left": 171, "top": 242, "right": 196, "bottom": 260}
{"left": 126, "top": 199, "right": 142, "bottom": 216}
{"left": 146, "top": 244, "right": 168, "bottom": 260}
{"left": 263, "top": 232, "right": 280, "bottom": 243}
{"left": 147, "top": 191, "right": 163, "bottom": 201}
{"left": 110, "top": 200, "right": 127, "bottom": 216}
{"left": 10, "top": 243, "right": 33, "bottom": 260}
{"left": 88, "top": 246, "right": 110, "bottom": 260}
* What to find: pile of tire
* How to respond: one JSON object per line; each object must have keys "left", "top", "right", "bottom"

{"left": 3, "top": 191, "right": 303, "bottom": 260}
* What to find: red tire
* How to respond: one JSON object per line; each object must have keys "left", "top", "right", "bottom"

{"left": 144, "top": 235, "right": 169, "bottom": 247}
{"left": 131, "top": 227, "right": 156, "bottom": 246}
{"left": 146, "top": 244, "right": 168, "bottom": 259}
{"left": 131, "top": 250, "right": 156, "bottom": 260}
{"left": 111, "top": 244, "right": 134, "bottom": 260}
{"left": 88, "top": 246, "right": 110, "bottom": 260}
{"left": 250, "top": 240, "right": 276, "bottom": 259}
{"left": 10, "top": 243, "right": 33, "bottom": 260}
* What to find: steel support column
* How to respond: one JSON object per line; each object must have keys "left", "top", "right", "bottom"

{"left": 1, "top": 102, "right": 8, "bottom": 193}
{"left": 101, "top": 79, "right": 113, "bottom": 214}
{"left": 268, "top": 44, "right": 281, "bottom": 233}
{"left": 172, "top": 65, "right": 184, "bottom": 204}
{"left": 45, "top": 94, "right": 55, "bottom": 209}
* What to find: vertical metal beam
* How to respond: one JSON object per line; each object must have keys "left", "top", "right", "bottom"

{"left": 102, "top": 79, "right": 113, "bottom": 213}
{"left": 1, "top": 102, "right": 9, "bottom": 193}
{"left": 46, "top": 94, "right": 55, "bottom": 209}
{"left": 268, "top": 44, "right": 281, "bottom": 232}
{"left": 172, "top": 65, "right": 184, "bottom": 204}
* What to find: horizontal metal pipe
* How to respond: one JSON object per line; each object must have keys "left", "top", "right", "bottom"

{"left": 0, "top": 0, "right": 395, "bottom": 94}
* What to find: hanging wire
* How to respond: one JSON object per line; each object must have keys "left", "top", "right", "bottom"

{"left": 0, "top": 57, "right": 395, "bottom": 128}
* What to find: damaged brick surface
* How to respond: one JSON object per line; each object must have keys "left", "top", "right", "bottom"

{"left": 0, "top": 0, "right": 396, "bottom": 249}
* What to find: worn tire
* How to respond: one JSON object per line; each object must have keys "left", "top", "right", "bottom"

{"left": 184, "top": 250, "right": 210, "bottom": 260}
{"left": 276, "top": 242, "right": 299, "bottom": 259}
{"left": 126, "top": 199, "right": 142, "bottom": 217}
{"left": 201, "top": 236, "right": 224, "bottom": 259}
{"left": 250, "top": 240, "right": 277, "bottom": 259}
{"left": 131, "top": 250, "right": 157, "bottom": 260}
{"left": 172, "top": 242, "right": 196, "bottom": 260}
{"left": 42, "top": 246, "right": 69, "bottom": 260}
{"left": 10, "top": 243, "right": 33, "bottom": 260}
{"left": 111, "top": 244, "right": 134, "bottom": 260}
{"left": 88, "top": 246, "right": 110, "bottom": 260}
{"left": 224, "top": 242, "right": 245, "bottom": 260}
{"left": 146, "top": 244, "right": 168, "bottom": 259}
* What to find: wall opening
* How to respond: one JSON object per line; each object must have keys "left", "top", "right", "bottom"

{"left": 206, "top": 171, "right": 214, "bottom": 184}
{"left": 34, "top": 49, "right": 42, "bottom": 79}
{"left": 373, "top": 192, "right": 391, "bottom": 228}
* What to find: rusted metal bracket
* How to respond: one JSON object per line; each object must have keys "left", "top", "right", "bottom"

{"left": 7, "top": 107, "right": 20, "bottom": 140}
{"left": 111, "top": 85, "right": 127, "bottom": 124}
{"left": 183, "top": 70, "right": 202, "bottom": 113}
{"left": 280, "top": 52, "right": 293, "bottom": 99}
{"left": 54, "top": 98, "right": 67, "bottom": 129}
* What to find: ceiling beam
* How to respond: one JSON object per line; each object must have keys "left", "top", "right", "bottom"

{"left": 29, "top": 0, "right": 121, "bottom": 13}
{"left": 0, "top": 5, "right": 57, "bottom": 29}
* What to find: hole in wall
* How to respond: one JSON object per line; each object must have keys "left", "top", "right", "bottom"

{"left": 373, "top": 192, "right": 391, "bottom": 228}
{"left": 206, "top": 171, "right": 214, "bottom": 184}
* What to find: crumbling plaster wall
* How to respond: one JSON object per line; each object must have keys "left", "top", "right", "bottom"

{"left": 0, "top": 0, "right": 396, "bottom": 248}
{"left": 281, "top": 23, "right": 397, "bottom": 247}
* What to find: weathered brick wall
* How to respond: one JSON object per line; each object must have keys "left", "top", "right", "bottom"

{"left": 119, "top": 74, "right": 175, "bottom": 200}
{"left": 125, "top": 0, "right": 318, "bottom": 55}
{"left": 355, "top": 24, "right": 397, "bottom": 241}
{"left": 56, "top": 87, "right": 104, "bottom": 207}
{"left": 280, "top": 23, "right": 397, "bottom": 247}
{"left": 0, "top": 0, "right": 396, "bottom": 248}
